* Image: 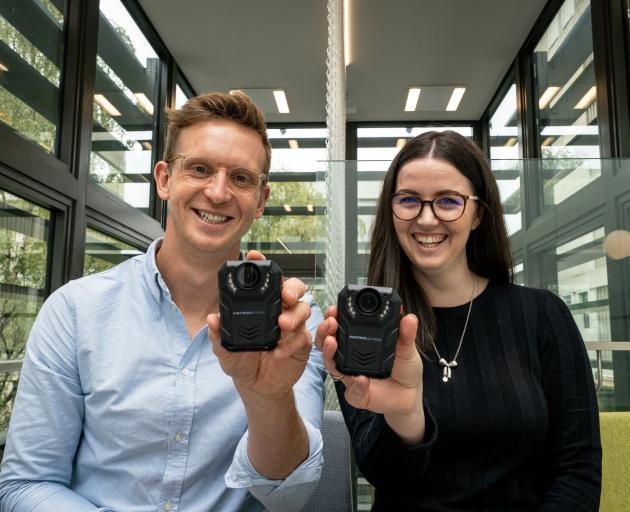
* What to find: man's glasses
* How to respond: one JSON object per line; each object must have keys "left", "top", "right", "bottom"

{"left": 391, "top": 192, "right": 479, "bottom": 222}
{"left": 167, "top": 155, "right": 267, "bottom": 196}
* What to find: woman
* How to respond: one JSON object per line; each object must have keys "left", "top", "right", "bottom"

{"left": 316, "top": 131, "right": 601, "bottom": 511}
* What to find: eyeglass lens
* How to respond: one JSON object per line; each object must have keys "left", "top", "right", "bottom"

{"left": 392, "top": 194, "right": 467, "bottom": 221}
{"left": 179, "top": 156, "right": 264, "bottom": 195}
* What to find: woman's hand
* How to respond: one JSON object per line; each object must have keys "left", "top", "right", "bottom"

{"left": 315, "top": 307, "right": 425, "bottom": 444}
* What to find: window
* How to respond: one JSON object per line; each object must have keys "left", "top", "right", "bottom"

{"left": 83, "top": 227, "right": 143, "bottom": 276}
{"left": 90, "top": 0, "right": 161, "bottom": 213}
{"left": 0, "top": 0, "right": 67, "bottom": 153}
{"left": 0, "top": 189, "right": 51, "bottom": 431}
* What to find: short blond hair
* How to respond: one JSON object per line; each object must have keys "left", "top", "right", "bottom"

{"left": 164, "top": 91, "right": 272, "bottom": 173}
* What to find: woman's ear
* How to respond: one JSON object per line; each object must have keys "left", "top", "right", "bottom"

{"left": 471, "top": 204, "right": 483, "bottom": 230}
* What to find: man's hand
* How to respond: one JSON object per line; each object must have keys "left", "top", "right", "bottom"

{"left": 208, "top": 250, "right": 313, "bottom": 399}
{"left": 315, "top": 306, "right": 426, "bottom": 444}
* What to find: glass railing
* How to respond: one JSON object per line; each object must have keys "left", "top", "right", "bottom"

{"left": 318, "top": 158, "right": 630, "bottom": 413}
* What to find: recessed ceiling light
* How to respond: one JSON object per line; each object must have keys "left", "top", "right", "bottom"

{"left": 306, "top": 204, "right": 314, "bottom": 212}
{"left": 396, "top": 138, "right": 407, "bottom": 148}
{"left": 273, "top": 90, "right": 290, "bottom": 114}
{"left": 0, "top": 62, "right": 8, "bottom": 72}
{"left": 283, "top": 204, "right": 292, "bottom": 212}
{"left": 504, "top": 137, "right": 518, "bottom": 147}
{"left": 542, "top": 137, "right": 555, "bottom": 146}
{"left": 446, "top": 87, "right": 466, "bottom": 111}
{"left": 134, "top": 93, "right": 154, "bottom": 115}
{"left": 142, "top": 141, "right": 152, "bottom": 150}
{"left": 539, "top": 86, "right": 560, "bottom": 109}
{"left": 574, "top": 86, "right": 597, "bottom": 110}
{"left": 404, "top": 88, "right": 421, "bottom": 112}
{"left": 94, "top": 94, "right": 121, "bottom": 116}
{"left": 288, "top": 139, "right": 299, "bottom": 149}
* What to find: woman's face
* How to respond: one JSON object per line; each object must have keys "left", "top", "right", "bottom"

{"left": 393, "top": 157, "right": 481, "bottom": 280}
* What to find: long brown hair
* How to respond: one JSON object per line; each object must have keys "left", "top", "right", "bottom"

{"left": 367, "top": 130, "right": 513, "bottom": 351}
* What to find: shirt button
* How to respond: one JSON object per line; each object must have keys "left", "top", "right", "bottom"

{"left": 170, "top": 305, "right": 177, "bottom": 312}
{"left": 175, "top": 433, "right": 183, "bottom": 442}
{"left": 164, "top": 502, "right": 173, "bottom": 511}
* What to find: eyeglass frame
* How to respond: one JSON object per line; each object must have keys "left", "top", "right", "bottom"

{"left": 166, "top": 154, "right": 268, "bottom": 195}
{"left": 391, "top": 191, "right": 480, "bottom": 222}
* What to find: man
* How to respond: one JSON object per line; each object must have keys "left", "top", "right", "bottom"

{"left": 0, "top": 92, "right": 326, "bottom": 511}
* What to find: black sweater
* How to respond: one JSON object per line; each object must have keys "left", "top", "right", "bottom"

{"left": 336, "top": 283, "right": 601, "bottom": 511}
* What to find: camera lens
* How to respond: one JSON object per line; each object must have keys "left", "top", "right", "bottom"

{"left": 355, "top": 288, "right": 381, "bottom": 315}
{"left": 236, "top": 262, "right": 262, "bottom": 290}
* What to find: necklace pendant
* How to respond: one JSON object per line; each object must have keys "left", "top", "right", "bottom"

{"left": 442, "top": 364, "right": 451, "bottom": 382}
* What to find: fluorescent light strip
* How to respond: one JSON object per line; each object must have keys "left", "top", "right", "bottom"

{"left": 404, "top": 88, "right": 421, "bottom": 112}
{"left": 283, "top": 204, "right": 292, "bottom": 212}
{"left": 288, "top": 139, "right": 299, "bottom": 149}
{"left": 504, "top": 137, "right": 518, "bottom": 147}
{"left": 574, "top": 86, "right": 597, "bottom": 109}
{"left": 94, "top": 94, "right": 121, "bottom": 116}
{"left": 306, "top": 204, "right": 314, "bottom": 212}
{"left": 344, "top": 0, "right": 351, "bottom": 66}
{"left": 0, "top": 62, "right": 8, "bottom": 72}
{"left": 134, "top": 93, "right": 154, "bottom": 115}
{"left": 273, "top": 90, "right": 290, "bottom": 114}
{"left": 396, "top": 138, "right": 407, "bottom": 149}
{"left": 538, "top": 86, "right": 560, "bottom": 109}
{"left": 541, "top": 137, "right": 555, "bottom": 146}
{"left": 446, "top": 87, "right": 466, "bottom": 111}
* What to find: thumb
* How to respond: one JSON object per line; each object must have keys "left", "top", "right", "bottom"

{"left": 396, "top": 314, "right": 419, "bottom": 360}
{"left": 245, "top": 250, "right": 266, "bottom": 260}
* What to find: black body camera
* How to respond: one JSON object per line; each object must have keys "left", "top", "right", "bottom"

{"left": 334, "top": 285, "right": 402, "bottom": 378}
{"left": 218, "top": 260, "right": 283, "bottom": 351}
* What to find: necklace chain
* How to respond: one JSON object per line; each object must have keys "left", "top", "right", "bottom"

{"left": 432, "top": 277, "right": 476, "bottom": 383}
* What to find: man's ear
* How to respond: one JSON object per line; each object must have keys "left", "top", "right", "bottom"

{"left": 154, "top": 161, "right": 171, "bottom": 201}
{"left": 255, "top": 185, "right": 270, "bottom": 219}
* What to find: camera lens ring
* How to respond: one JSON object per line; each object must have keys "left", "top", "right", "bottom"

{"left": 355, "top": 288, "right": 382, "bottom": 315}
{"left": 235, "top": 262, "right": 262, "bottom": 290}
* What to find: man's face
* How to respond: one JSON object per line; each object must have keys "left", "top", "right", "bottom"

{"left": 154, "top": 119, "right": 269, "bottom": 259}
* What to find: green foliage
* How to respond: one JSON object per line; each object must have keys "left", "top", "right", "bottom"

{"left": 0, "top": 191, "right": 49, "bottom": 430}
{"left": 244, "top": 181, "right": 325, "bottom": 252}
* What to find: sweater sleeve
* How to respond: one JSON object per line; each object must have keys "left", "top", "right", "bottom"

{"left": 538, "top": 290, "right": 602, "bottom": 511}
{"left": 335, "top": 380, "right": 437, "bottom": 489}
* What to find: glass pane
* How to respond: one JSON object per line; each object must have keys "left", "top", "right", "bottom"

{"left": 357, "top": 126, "right": 474, "bottom": 172}
{"left": 243, "top": 214, "right": 325, "bottom": 254}
{"left": 90, "top": 0, "right": 160, "bottom": 213}
{"left": 0, "top": 189, "right": 50, "bottom": 431}
{"left": 489, "top": 84, "right": 520, "bottom": 160}
{"left": 267, "top": 127, "right": 327, "bottom": 173}
{"left": 533, "top": 0, "right": 599, "bottom": 159}
{"left": 175, "top": 83, "right": 188, "bottom": 109}
{"left": 83, "top": 227, "right": 143, "bottom": 276}
{"left": 0, "top": 0, "right": 67, "bottom": 153}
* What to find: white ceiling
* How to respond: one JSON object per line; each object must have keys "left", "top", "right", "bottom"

{"left": 138, "top": 0, "right": 548, "bottom": 123}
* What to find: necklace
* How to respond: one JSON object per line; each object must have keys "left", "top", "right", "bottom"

{"left": 432, "top": 277, "right": 476, "bottom": 383}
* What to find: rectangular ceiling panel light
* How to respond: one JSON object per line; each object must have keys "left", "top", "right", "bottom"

{"left": 273, "top": 90, "right": 290, "bottom": 114}
{"left": 446, "top": 87, "right": 466, "bottom": 111}
{"left": 574, "top": 86, "right": 597, "bottom": 109}
{"left": 538, "top": 86, "right": 560, "bottom": 109}
{"left": 344, "top": 0, "right": 351, "bottom": 66}
{"left": 404, "top": 88, "right": 421, "bottom": 112}
{"left": 94, "top": 94, "right": 121, "bottom": 116}
{"left": 396, "top": 138, "right": 407, "bottom": 149}
{"left": 134, "top": 92, "right": 154, "bottom": 115}
{"left": 288, "top": 139, "right": 299, "bottom": 149}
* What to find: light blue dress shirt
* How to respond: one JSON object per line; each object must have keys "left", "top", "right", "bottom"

{"left": 0, "top": 240, "right": 326, "bottom": 512}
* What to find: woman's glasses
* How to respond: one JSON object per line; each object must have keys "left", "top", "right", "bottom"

{"left": 391, "top": 192, "right": 479, "bottom": 222}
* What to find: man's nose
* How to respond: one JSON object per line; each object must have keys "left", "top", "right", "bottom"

{"left": 204, "top": 171, "right": 232, "bottom": 203}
